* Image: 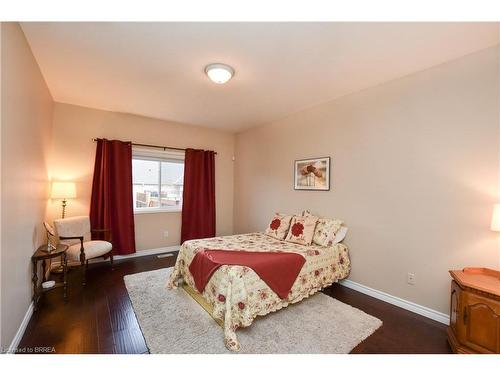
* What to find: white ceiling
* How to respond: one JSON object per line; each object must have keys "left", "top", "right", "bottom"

{"left": 21, "top": 22, "right": 498, "bottom": 132}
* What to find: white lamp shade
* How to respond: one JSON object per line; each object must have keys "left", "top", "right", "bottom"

{"left": 51, "top": 181, "right": 76, "bottom": 199}
{"left": 491, "top": 204, "right": 500, "bottom": 231}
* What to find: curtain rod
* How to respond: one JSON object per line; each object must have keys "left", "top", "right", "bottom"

{"left": 91, "top": 138, "right": 217, "bottom": 155}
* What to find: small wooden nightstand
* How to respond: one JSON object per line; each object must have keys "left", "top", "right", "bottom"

{"left": 448, "top": 267, "right": 500, "bottom": 354}
{"left": 31, "top": 244, "right": 69, "bottom": 311}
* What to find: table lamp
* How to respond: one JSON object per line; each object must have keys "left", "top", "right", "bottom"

{"left": 51, "top": 181, "right": 76, "bottom": 218}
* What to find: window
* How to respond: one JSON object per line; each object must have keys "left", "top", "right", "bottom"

{"left": 132, "top": 148, "right": 184, "bottom": 213}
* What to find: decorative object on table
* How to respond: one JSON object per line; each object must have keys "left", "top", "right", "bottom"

{"left": 43, "top": 221, "right": 57, "bottom": 252}
{"left": 53, "top": 216, "right": 113, "bottom": 286}
{"left": 43, "top": 221, "right": 64, "bottom": 273}
{"left": 51, "top": 181, "right": 77, "bottom": 218}
{"left": 447, "top": 267, "right": 500, "bottom": 354}
{"left": 31, "top": 244, "right": 68, "bottom": 311}
{"left": 294, "top": 157, "right": 330, "bottom": 191}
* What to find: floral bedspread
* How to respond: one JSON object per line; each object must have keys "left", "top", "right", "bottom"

{"left": 166, "top": 232, "right": 351, "bottom": 352}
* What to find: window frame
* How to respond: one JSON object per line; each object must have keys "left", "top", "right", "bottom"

{"left": 132, "top": 148, "right": 185, "bottom": 214}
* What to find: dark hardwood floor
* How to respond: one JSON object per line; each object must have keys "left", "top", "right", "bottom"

{"left": 18, "top": 253, "right": 452, "bottom": 354}
{"left": 323, "top": 285, "right": 452, "bottom": 353}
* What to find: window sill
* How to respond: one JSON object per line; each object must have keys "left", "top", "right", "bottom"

{"left": 134, "top": 208, "right": 182, "bottom": 215}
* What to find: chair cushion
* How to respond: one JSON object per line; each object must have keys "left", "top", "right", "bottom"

{"left": 67, "top": 240, "right": 112, "bottom": 261}
{"left": 54, "top": 216, "right": 91, "bottom": 246}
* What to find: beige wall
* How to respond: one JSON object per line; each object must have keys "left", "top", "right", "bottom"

{"left": 234, "top": 47, "right": 500, "bottom": 314}
{"left": 1, "top": 23, "right": 54, "bottom": 348}
{"left": 48, "top": 103, "right": 235, "bottom": 251}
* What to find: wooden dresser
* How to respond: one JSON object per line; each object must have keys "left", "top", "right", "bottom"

{"left": 448, "top": 268, "right": 500, "bottom": 354}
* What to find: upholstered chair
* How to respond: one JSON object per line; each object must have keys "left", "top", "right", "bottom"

{"left": 53, "top": 216, "right": 113, "bottom": 285}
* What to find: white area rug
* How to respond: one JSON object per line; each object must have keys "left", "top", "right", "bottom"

{"left": 124, "top": 267, "right": 382, "bottom": 354}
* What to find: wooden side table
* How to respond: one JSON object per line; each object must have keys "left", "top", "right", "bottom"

{"left": 448, "top": 267, "right": 500, "bottom": 354}
{"left": 31, "top": 244, "right": 69, "bottom": 311}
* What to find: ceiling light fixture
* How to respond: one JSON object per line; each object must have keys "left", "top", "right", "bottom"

{"left": 205, "top": 63, "right": 234, "bottom": 84}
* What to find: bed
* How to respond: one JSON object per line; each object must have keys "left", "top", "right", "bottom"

{"left": 166, "top": 232, "right": 351, "bottom": 351}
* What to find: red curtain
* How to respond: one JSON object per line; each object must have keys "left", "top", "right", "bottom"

{"left": 181, "top": 149, "right": 216, "bottom": 244}
{"left": 90, "top": 139, "right": 136, "bottom": 255}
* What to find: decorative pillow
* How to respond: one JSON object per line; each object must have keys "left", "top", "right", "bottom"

{"left": 265, "top": 213, "right": 293, "bottom": 240}
{"left": 285, "top": 215, "right": 318, "bottom": 245}
{"left": 301, "top": 210, "right": 343, "bottom": 247}
{"left": 312, "top": 218, "right": 343, "bottom": 246}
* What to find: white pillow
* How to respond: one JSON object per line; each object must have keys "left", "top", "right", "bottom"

{"left": 332, "top": 226, "right": 348, "bottom": 244}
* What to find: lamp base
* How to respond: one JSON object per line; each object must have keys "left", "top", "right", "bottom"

{"left": 61, "top": 199, "right": 67, "bottom": 218}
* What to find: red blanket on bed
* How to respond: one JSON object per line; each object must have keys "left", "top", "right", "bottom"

{"left": 188, "top": 249, "right": 306, "bottom": 299}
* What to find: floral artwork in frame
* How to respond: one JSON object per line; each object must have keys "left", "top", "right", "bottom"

{"left": 294, "top": 157, "right": 330, "bottom": 191}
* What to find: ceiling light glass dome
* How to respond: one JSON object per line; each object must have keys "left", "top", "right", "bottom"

{"left": 205, "top": 63, "right": 234, "bottom": 84}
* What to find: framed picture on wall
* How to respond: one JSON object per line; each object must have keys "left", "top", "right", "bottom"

{"left": 294, "top": 157, "right": 330, "bottom": 191}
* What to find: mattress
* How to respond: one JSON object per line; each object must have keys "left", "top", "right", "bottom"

{"left": 167, "top": 232, "right": 351, "bottom": 351}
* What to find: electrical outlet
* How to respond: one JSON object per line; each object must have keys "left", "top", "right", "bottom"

{"left": 407, "top": 272, "right": 416, "bottom": 285}
{"left": 163, "top": 230, "right": 169, "bottom": 238}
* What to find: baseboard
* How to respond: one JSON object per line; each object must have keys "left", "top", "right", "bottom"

{"left": 93, "top": 245, "right": 181, "bottom": 263}
{"left": 339, "top": 279, "right": 450, "bottom": 325}
{"left": 52, "top": 245, "right": 181, "bottom": 268}
{"left": 7, "top": 302, "right": 34, "bottom": 354}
